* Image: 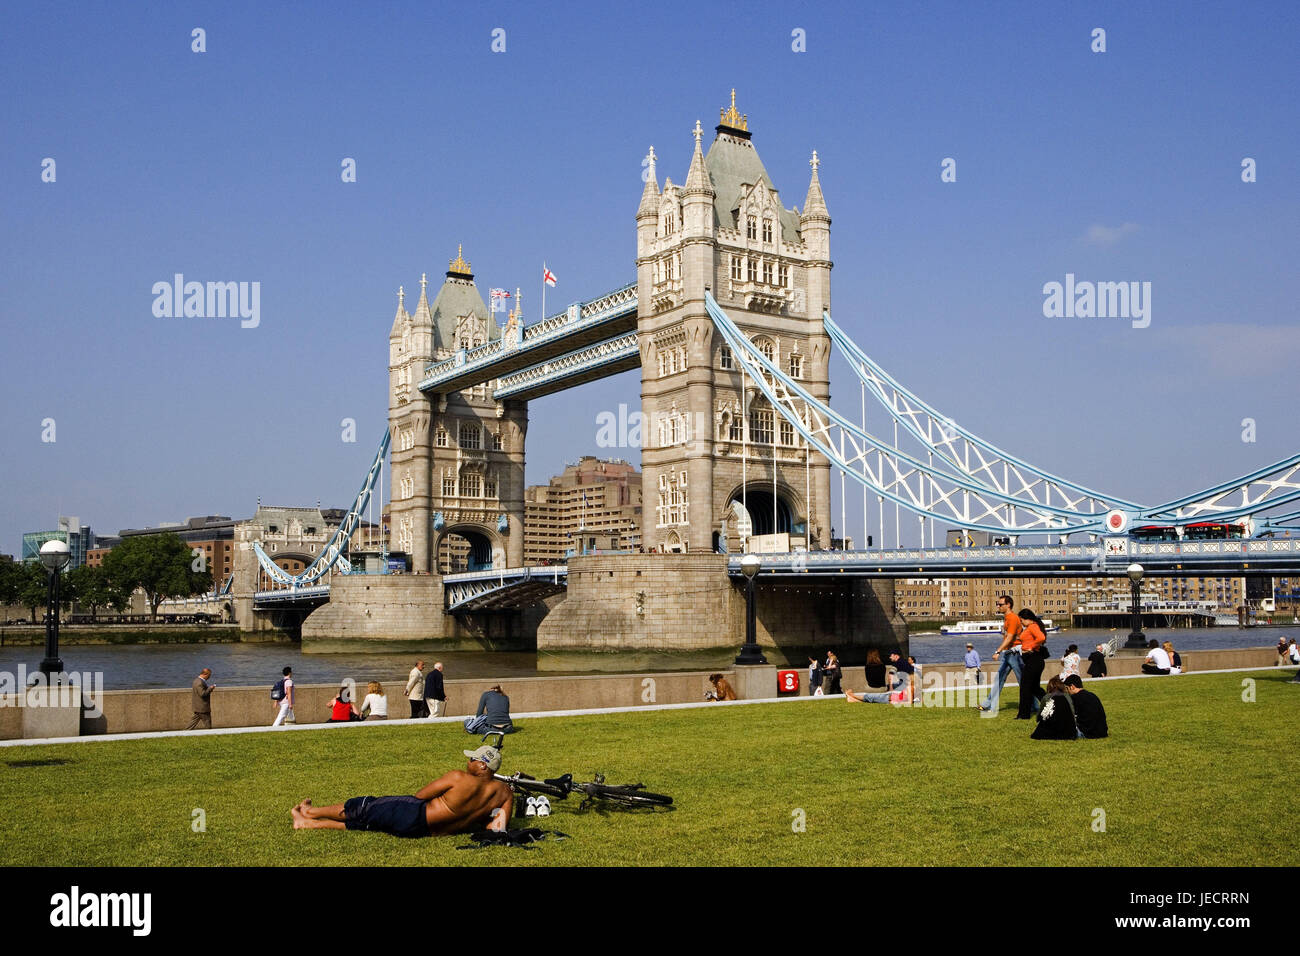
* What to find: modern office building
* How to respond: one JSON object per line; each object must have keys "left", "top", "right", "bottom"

{"left": 524, "top": 457, "right": 642, "bottom": 563}
{"left": 21, "top": 516, "right": 95, "bottom": 569}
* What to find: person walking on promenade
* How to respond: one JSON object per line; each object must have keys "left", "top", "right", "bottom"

{"left": 963, "top": 643, "right": 982, "bottom": 689}
{"left": 405, "top": 660, "right": 428, "bottom": 719}
{"left": 187, "top": 668, "right": 214, "bottom": 730}
{"left": 979, "top": 595, "right": 1031, "bottom": 713}
{"left": 1060, "top": 644, "right": 1081, "bottom": 680}
{"left": 1087, "top": 643, "right": 1108, "bottom": 678}
{"left": 1277, "top": 637, "right": 1289, "bottom": 667}
{"left": 425, "top": 661, "right": 447, "bottom": 717}
{"left": 821, "top": 651, "right": 842, "bottom": 695}
{"left": 808, "top": 655, "right": 822, "bottom": 697}
{"left": 1015, "top": 608, "right": 1049, "bottom": 720}
{"left": 271, "top": 666, "right": 295, "bottom": 726}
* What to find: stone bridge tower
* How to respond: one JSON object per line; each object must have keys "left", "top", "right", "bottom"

{"left": 636, "top": 92, "right": 834, "bottom": 553}
{"left": 388, "top": 248, "right": 527, "bottom": 574}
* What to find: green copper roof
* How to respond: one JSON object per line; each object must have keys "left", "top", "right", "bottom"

{"left": 704, "top": 132, "right": 802, "bottom": 241}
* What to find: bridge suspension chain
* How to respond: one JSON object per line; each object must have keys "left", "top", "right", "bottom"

{"left": 707, "top": 294, "right": 1101, "bottom": 535}
{"left": 252, "top": 428, "right": 391, "bottom": 588}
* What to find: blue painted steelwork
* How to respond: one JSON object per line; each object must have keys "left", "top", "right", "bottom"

{"left": 252, "top": 429, "right": 390, "bottom": 588}
{"left": 824, "top": 313, "right": 1139, "bottom": 513}
{"left": 492, "top": 331, "right": 640, "bottom": 400}
{"left": 729, "top": 535, "right": 1300, "bottom": 578}
{"left": 707, "top": 293, "right": 1099, "bottom": 534}
{"left": 253, "top": 585, "right": 333, "bottom": 607}
{"left": 418, "top": 283, "right": 637, "bottom": 393}
{"left": 443, "top": 565, "right": 568, "bottom": 612}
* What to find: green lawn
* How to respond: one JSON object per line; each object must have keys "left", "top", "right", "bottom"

{"left": 1, "top": 670, "right": 1295, "bottom": 866}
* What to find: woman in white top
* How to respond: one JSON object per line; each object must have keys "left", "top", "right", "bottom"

{"left": 1060, "top": 644, "right": 1081, "bottom": 679}
{"left": 361, "top": 680, "right": 388, "bottom": 719}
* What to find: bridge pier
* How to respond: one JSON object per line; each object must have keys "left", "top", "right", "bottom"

{"left": 536, "top": 553, "right": 906, "bottom": 668}
{"left": 298, "top": 573, "right": 543, "bottom": 652}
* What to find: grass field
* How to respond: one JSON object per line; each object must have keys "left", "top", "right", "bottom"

{"left": 1, "top": 670, "right": 1296, "bottom": 867}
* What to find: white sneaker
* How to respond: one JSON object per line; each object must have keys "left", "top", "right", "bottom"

{"left": 524, "top": 796, "right": 537, "bottom": 817}
{"left": 534, "top": 795, "right": 551, "bottom": 817}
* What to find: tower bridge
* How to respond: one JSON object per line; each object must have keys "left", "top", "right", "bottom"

{"left": 226, "top": 92, "right": 1299, "bottom": 659}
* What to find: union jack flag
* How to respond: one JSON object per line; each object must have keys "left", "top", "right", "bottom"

{"left": 543, "top": 265, "right": 557, "bottom": 287}
{"left": 489, "top": 288, "right": 511, "bottom": 313}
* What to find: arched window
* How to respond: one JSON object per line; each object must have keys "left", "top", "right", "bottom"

{"left": 756, "top": 337, "right": 776, "bottom": 363}
{"left": 746, "top": 216, "right": 757, "bottom": 240}
{"left": 762, "top": 219, "right": 772, "bottom": 243}
{"left": 458, "top": 422, "right": 481, "bottom": 450}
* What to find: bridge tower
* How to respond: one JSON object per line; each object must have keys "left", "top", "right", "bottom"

{"left": 388, "top": 248, "right": 527, "bottom": 574}
{"left": 637, "top": 92, "right": 834, "bottom": 553}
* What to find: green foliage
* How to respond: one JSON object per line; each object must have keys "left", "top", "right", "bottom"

{"left": 101, "top": 533, "right": 212, "bottom": 620}
{"left": 63, "top": 564, "right": 130, "bottom": 616}
{"left": 16, "top": 562, "right": 48, "bottom": 622}
{"left": 0, "top": 671, "right": 1295, "bottom": 867}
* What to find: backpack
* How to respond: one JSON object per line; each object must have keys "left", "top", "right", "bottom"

{"left": 271, "top": 678, "right": 286, "bottom": 701}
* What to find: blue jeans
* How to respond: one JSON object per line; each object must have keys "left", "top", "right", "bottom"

{"left": 860, "top": 674, "right": 909, "bottom": 703}
{"left": 981, "top": 651, "right": 1038, "bottom": 712}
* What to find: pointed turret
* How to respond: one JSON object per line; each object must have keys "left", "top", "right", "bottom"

{"left": 637, "top": 146, "right": 660, "bottom": 219}
{"left": 801, "top": 149, "right": 830, "bottom": 222}
{"left": 412, "top": 272, "right": 433, "bottom": 328}
{"left": 684, "top": 121, "right": 712, "bottom": 196}
{"left": 388, "top": 285, "right": 410, "bottom": 338}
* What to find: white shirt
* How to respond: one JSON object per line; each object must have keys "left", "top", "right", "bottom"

{"left": 1288, "top": 645, "right": 1300, "bottom": 663}
{"left": 280, "top": 676, "right": 294, "bottom": 704}
{"left": 362, "top": 693, "right": 388, "bottom": 716}
{"left": 1147, "top": 647, "right": 1171, "bottom": 670}
{"left": 1061, "top": 653, "right": 1081, "bottom": 678}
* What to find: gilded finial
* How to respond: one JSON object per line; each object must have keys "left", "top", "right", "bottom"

{"left": 719, "top": 88, "right": 748, "bottom": 132}
{"left": 448, "top": 244, "right": 472, "bottom": 275}
{"left": 810, "top": 150, "right": 820, "bottom": 172}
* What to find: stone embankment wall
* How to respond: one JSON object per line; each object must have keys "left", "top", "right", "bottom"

{"left": 0, "top": 647, "right": 1281, "bottom": 739}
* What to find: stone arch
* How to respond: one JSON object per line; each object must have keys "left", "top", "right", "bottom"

{"left": 723, "top": 480, "right": 807, "bottom": 545}
{"left": 435, "top": 524, "right": 503, "bottom": 573}
{"left": 663, "top": 529, "right": 685, "bottom": 554}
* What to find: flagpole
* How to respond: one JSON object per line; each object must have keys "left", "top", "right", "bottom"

{"left": 541, "top": 263, "right": 546, "bottom": 324}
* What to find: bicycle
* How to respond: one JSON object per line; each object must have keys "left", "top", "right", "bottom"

{"left": 545, "top": 772, "right": 673, "bottom": 811}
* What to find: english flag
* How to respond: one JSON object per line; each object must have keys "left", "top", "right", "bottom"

{"left": 543, "top": 264, "right": 557, "bottom": 287}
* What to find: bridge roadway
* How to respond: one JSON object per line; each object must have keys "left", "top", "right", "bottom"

{"left": 417, "top": 283, "right": 638, "bottom": 400}
{"left": 248, "top": 537, "right": 1300, "bottom": 614}
{"left": 727, "top": 536, "right": 1300, "bottom": 578}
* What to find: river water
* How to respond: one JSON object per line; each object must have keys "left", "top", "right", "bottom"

{"left": 0, "top": 626, "right": 1289, "bottom": 691}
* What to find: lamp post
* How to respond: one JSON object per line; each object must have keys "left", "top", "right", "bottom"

{"left": 38, "top": 539, "right": 71, "bottom": 679}
{"left": 736, "top": 553, "right": 768, "bottom": 665}
{"left": 1124, "top": 562, "right": 1146, "bottom": 648}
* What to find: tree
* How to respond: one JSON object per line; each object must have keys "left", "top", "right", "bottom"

{"left": 0, "top": 555, "right": 21, "bottom": 611}
{"left": 101, "top": 533, "right": 212, "bottom": 622}
{"left": 18, "top": 562, "right": 49, "bottom": 623}
{"left": 64, "top": 564, "right": 127, "bottom": 620}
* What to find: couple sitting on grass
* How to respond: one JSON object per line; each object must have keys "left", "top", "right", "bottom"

{"left": 844, "top": 652, "right": 915, "bottom": 704}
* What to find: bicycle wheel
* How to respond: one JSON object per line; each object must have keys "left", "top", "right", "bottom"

{"left": 582, "top": 784, "right": 673, "bottom": 807}
{"left": 498, "top": 773, "right": 568, "bottom": 799}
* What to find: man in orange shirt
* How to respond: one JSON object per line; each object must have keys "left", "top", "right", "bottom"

{"left": 978, "top": 595, "right": 1035, "bottom": 714}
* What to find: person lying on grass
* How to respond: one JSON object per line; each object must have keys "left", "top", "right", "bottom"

{"left": 291, "top": 745, "right": 513, "bottom": 838}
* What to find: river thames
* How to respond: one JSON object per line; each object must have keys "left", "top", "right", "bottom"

{"left": 0, "top": 626, "right": 1289, "bottom": 690}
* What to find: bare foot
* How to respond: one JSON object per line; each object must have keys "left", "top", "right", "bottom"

{"left": 291, "top": 806, "right": 308, "bottom": 829}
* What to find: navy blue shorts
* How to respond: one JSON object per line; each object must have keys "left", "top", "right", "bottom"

{"left": 343, "top": 795, "right": 429, "bottom": 838}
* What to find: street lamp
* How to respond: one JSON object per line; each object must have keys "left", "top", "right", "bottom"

{"left": 1124, "top": 562, "right": 1146, "bottom": 648}
{"left": 736, "top": 553, "right": 768, "bottom": 665}
{"left": 38, "top": 539, "right": 71, "bottom": 679}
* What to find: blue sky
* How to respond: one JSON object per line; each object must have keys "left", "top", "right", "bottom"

{"left": 2, "top": 0, "right": 1297, "bottom": 552}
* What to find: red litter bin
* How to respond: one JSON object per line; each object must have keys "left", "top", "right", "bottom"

{"left": 777, "top": 669, "right": 800, "bottom": 695}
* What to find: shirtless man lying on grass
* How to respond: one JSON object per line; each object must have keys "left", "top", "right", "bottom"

{"left": 291, "top": 745, "right": 513, "bottom": 838}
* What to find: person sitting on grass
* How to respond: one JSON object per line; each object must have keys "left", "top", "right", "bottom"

{"left": 706, "top": 673, "right": 737, "bottom": 701}
{"left": 845, "top": 666, "right": 911, "bottom": 704}
{"left": 1030, "top": 676, "right": 1077, "bottom": 740}
{"left": 464, "top": 684, "right": 514, "bottom": 735}
{"left": 291, "top": 745, "right": 512, "bottom": 838}
{"left": 1063, "top": 675, "right": 1108, "bottom": 738}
